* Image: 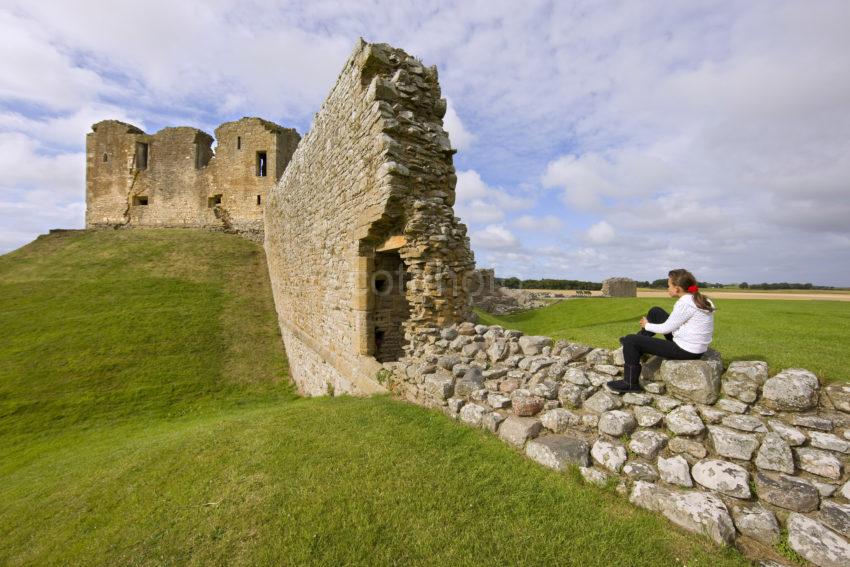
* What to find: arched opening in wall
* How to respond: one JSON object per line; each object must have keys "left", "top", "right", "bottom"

{"left": 371, "top": 249, "right": 411, "bottom": 363}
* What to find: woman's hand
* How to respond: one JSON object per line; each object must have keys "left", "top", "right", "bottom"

{"left": 639, "top": 317, "right": 648, "bottom": 328}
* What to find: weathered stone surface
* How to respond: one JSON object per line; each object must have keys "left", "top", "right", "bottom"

{"left": 634, "top": 405, "right": 664, "bottom": 427}
{"left": 585, "top": 348, "right": 611, "bottom": 365}
{"left": 591, "top": 439, "right": 628, "bottom": 473}
{"left": 825, "top": 383, "right": 850, "bottom": 413}
{"left": 810, "top": 431, "right": 850, "bottom": 454}
{"left": 716, "top": 398, "right": 748, "bottom": 414}
{"left": 721, "top": 414, "right": 767, "bottom": 433}
{"left": 692, "top": 459, "right": 751, "bottom": 499}
{"left": 643, "top": 381, "right": 665, "bottom": 395}
{"left": 482, "top": 411, "right": 506, "bottom": 433}
{"left": 580, "top": 466, "right": 609, "bottom": 486}
{"left": 487, "top": 393, "right": 511, "bottom": 409}
{"left": 768, "top": 420, "right": 807, "bottom": 446}
{"left": 424, "top": 373, "right": 454, "bottom": 400}
{"left": 447, "top": 397, "right": 464, "bottom": 415}
{"left": 540, "top": 408, "right": 580, "bottom": 433}
{"left": 530, "top": 381, "right": 558, "bottom": 400}
{"left": 622, "top": 392, "right": 652, "bottom": 406}
{"left": 526, "top": 435, "right": 590, "bottom": 470}
{"left": 629, "top": 481, "right": 735, "bottom": 545}
{"left": 793, "top": 415, "right": 833, "bottom": 431}
{"left": 756, "top": 472, "right": 820, "bottom": 512}
{"left": 598, "top": 410, "right": 637, "bottom": 437}
{"left": 623, "top": 462, "right": 659, "bottom": 482}
{"left": 657, "top": 455, "right": 693, "bottom": 487}
{"left": 787, "top": 513, "right": 850, "bottom": 567}
{"left": 762, "top": 368, "right": 820, "bottom": 411}
{"left": 498, "top": 416, "right": 542, "bottom": 447}
{"left": 821, "top": 501, "right": 850, "bottom": 538}
{"left": 661, "top": 359, "right": 722, "bottom": 404}
{"left": 708, "top": 425, "right": 759, "bottom": 460}
{"left": 665, "top": 405, "right": 705, "bottom": 436}
{"left": 755, "top": 432, "right": 794, "bottom": 474}
{"left": 583, "top": 390, "right": 622, "bottom": 414}
{"left": 842, "top": 480, "right": 850, "bottom": 500}
{"left": 455, "top": 367, "right": 484, "bottom": 398}
{"left": 629, "top": 430, "right": 668, "bottom": 460}
{"left": 518, "top": 335, "right": 552, "bottom": 356}
{"left": 668, "top": 437, "right": 708, "bottom": 459}
{"left": 655, "top": 395, "right": 681, "bottom": 412}
{"left": 796, "top": 447, "right": 844, "bottom": 479}
{"left": 731, "top": 503, "right": 780, "bottom": 546}
{"left": 557, "top": 383, "right": 588, "bottom": 409}
{"left": 721, "top": 361, "right": 769, "bottom": 403}
{"left": 459, "top": 403, "right": 491, "bottom": 427}
{"left": 562, "top": 367, "right": 590, "bottom": 386}
{"left": 512, "top": 393, "right": 545, "bottom": 417}
{"left": 698, "top": 405, "right": 726, "bottom": 424}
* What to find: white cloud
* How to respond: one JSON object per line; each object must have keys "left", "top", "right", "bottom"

{"left": 442, "top": 99, "right": 475, "bottom": 150}
{"left": 511, "top": 214, "right": 563, "bottom": 233}
{"left": 585, "top": 221, "right": 616, "bottom": 245}
{"left": 455, "top": 169, "right": 534, "bottom": 226}
{"left": 470, "top": 224, "right": 520, "bottom": 250}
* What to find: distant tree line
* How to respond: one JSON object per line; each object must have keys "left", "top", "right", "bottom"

{"left": 493, "top": 278, "right": 838, "bottom": 291}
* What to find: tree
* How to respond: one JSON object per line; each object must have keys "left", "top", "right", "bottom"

{"left": 739, "top": 282, "right": 749, "bottom": 289}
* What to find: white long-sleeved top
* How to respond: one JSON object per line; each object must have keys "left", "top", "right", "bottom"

{"left": 643, "top": 294, "right": 715, "bottom": 354}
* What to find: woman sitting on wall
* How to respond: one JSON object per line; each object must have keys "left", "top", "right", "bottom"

{"left": 606, "top": 268, "right": 715, "bottom": 394}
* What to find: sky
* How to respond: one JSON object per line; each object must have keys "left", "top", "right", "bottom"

{"left": 1, "top": 0, "right": 849, "bottom": 285}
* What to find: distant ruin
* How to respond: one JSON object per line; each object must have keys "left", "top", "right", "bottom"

{"left": 602, "top": 277, "right": 637, "bottom": 297}
{"left": 264, "top": 40, "right": 475, "bottom": 395}
{"left": 85, "top": 117, "right": 300, "bottom": 240}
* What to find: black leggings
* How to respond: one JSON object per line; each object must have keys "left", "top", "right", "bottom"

{"left": 620, "top": 306, "right": 702, "bottom": 366}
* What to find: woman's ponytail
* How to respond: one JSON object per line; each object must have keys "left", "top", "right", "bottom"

{"left": 669, "top": 268, "right": 715, "bottom": 312}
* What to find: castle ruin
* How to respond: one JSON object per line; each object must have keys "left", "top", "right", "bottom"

{"left": 264, "top": 40, "right": 475, "bottom": 396}
{"left": 85, "top": 117, "right": 300, "bottom": 239}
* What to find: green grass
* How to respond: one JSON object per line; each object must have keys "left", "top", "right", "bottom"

{"left": 476, "top": 297, "right": 850, "bottom": 383}
{"left": 0, "top": 229, "right": 748, "bottom": 566}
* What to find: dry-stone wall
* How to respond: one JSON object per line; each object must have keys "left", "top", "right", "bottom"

{"left": 85, "top": 117, "right": 300, "bottom": 241}
{"left": 602, "top": 277, "right": 637, "bottom": 297}
{"left": 386, "top": 324, "right": 850, "bottom": 565}
{"left": 265, "top": 40, "right": 474, "bottom": 396}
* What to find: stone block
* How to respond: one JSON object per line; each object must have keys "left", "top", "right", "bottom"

{"left": 660, "top": 358, "right": 722, "bottom": 404}
{"left": 526, "top": 435, "right": 591, "bottom": 470}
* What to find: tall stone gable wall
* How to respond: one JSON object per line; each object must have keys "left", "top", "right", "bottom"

{"left": 85, "top": 117, "right": 300, "bottom": 239}
{"left": 264, "top": 40, "right": 475, "bottom": 396}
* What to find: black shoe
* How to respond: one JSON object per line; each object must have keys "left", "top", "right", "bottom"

{"left": 606, "top": 364, "right": 643, "bottom": 394}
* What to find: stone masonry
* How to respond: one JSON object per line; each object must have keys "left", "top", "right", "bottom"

{"left": 386, "top": 325, "right": 850, "bottom": 565}
{"left": 264, "top": 40, "right": 475, "bottom": 396}
{"left": 86, "top": 117, "right": 300, "bottom": 240}
{"left": 602, "top": 277, "right": 637, "bottom": 297}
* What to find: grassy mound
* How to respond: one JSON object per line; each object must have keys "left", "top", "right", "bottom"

{"left": 477, "top": 297, "right": 850, "bottom": 383}
{"left": 0, "top": 229, "right": 747, "bottom": 566}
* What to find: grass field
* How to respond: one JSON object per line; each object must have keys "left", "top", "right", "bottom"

{"left": 0, "top": 229, "right": 748, "bottom": 566}
{"left": 476, "top": 296, "right": 850, "bottom": 383}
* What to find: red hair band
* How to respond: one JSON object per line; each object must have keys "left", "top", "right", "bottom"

{"left": 687, "top": 285, "right": 699, "bottom": 293}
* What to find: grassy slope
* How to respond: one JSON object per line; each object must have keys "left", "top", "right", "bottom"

{"left": 0, "top": 230, "right": 747, "bottom": 566}
{"left": 476, "top": 296, "right": 850, "bottom": 382}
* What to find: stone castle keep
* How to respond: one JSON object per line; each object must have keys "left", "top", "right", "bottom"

{"left": 85, "top": 117, "right": 300, "bottom": 239}
{"left": 84, "top": 40, "right": 850, "bottom": 565}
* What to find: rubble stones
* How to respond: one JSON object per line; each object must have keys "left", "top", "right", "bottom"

{"left": 787, "top": 513, "right": 850, "bottom": 567}
{"left": 731, "top": 504, "right": 780, "bottom": 546}
{"left": 591, "top": 439, "right": 628, "bottom": 473}
{"left": 708, "top": 425, "right": 760, "bottom": 461}
{"left": 721, "top": 361, "right": 769, "bottom": 403}
{"left": 755, "top": 432, "right": 795, "bottom": 474}
{"left": 658, "top": 455, "right": 693, "bottom": 487}
{"left": 810, "top": 431, "right": 850, "bottom": 454}
{"left": 668, "top": 437, "right": 708, "bottom": 459}
{"left": 692, "top": 459, "right": 751, "bottom": 499}
{"left": 583, "top": 390, "right": 623, "bottom": 414}
{"left": 661, "top": 359, "right": 722, "bottom": 404}
{"left": 793, "top": 415, "right": 833, "bottom": 431}
{"left": 518, "top": 336, "right": 552, "bottom": 356}
{"left": 623, "top": 462, "right": 659, "bottom": 482}
{"left": 762, "top": 368, "right": 820, "bottom": 411}
{"left": 755, "top": 472, "right": 820, "bottom": 512}
{"left": 598, "top": 410, "right": 637, "bottom": 437}
{"left": 512, "top": 393, "right": 545, "bottom": 417}
{"left": 541, "top": 408, "right": 580, "bottom": 433}
{"left": 820, "top": 501, "right": 850, "bottom": 538}
{"left": 629, "top": 430, "right": 668, "bottom": 460}
{"left": 825, "top": 383, "right": 850, "bottom": 413}
{"left": 526, "top": 435, "right": 590, "bottom": 470}
{"left": 716, "top": 398, "right": 749, "bottom": 414}
{"left": 459, "top": 403, "right": 491, "bottom": 427}
{"left": 795, "top": 447, "right": 844, "bottom": 479}
{"left": 425, "top": 373, "right": 454, "bottom": 400}
{"left": 634, "top": 405, "right": 664, "bottom": 427}
{"left": 721, "top": 414, "right": 768, "bottom": 433}
{"left": 498, "top": 416, "right": 542, "bottom": 447}
{"left": 768, "top": 420, "right": 807, "bottom": 446}
{"left": 665, "top": 405, "right": 706, "bottom": 436}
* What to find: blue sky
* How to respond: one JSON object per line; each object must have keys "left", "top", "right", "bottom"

{"left": 1, "top": 0, "right": 849, "bottom": 284}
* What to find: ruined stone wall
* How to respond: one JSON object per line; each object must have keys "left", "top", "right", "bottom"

{"left": 85, "top": 117, "right": 299, "bottom": 239}
{"left": 602, "top": 277, "right": 637, "bottom": 297}
{"left": 264, "top": 40, "right": 475, "bottom": 396}
{"left": 386, "top": 325, "right": 850, "bottom": 565}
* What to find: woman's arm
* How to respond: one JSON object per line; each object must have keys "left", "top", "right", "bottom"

{"left": 644, "top": 299, "right": 693, "bottom": 335}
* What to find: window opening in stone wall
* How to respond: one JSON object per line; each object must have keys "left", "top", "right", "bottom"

{"left": 135, "top": 142, "right": 148, "bottom": 170}
{"left": 237, "top": 136, "right": 241, "bottom": 150}
{"left": 103, "top": 153, "right": 108, "bottom": 162}
{"left": 208, "top": 194, "right": 222, "bottom": 207}
{"left": 256, "top": 151, "right": 267, "bottom": 177}
{"left": 371, "top": 250, "right": 411, "bottom": 363}
{"left": 133, "top": 196, "right": 148, "bottom": 206}
{"left": 257, "top": 195, "right": 262, "bottom": 205}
